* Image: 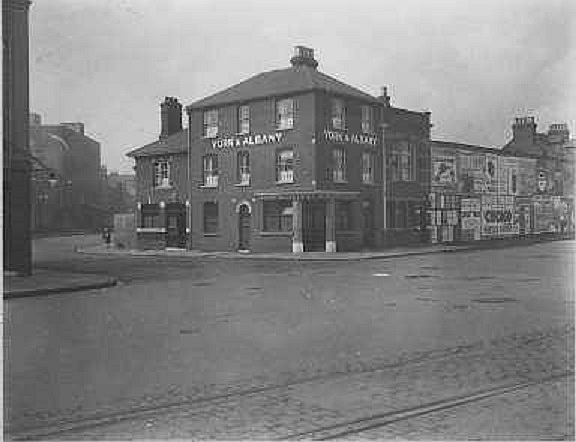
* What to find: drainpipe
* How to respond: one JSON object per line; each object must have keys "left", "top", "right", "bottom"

{"left": 186, "top": 109, "right": 192, "bottom": 250}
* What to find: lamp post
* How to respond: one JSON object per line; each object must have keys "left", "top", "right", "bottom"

{"left": 380, "top": 122, "right": 389, "bottom": 247}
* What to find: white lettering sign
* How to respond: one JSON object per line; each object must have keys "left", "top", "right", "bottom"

{"left": 211, "top": 133, "right": 284, "bottom": 149}
{"left": 323, "top": 129, "right": 378, "bottom": 146}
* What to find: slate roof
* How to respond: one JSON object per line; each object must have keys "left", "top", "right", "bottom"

{"left": 431, "top": 139, "right": 500, "bottom": 155}
{"left": 186, "top": 65, "right": 379, "bottom": 110}
{"left": 126, "top": 129, "right": 188, "bottom": 158}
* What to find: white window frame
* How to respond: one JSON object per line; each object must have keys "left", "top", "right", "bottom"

{"left": 238, "top": 151, "right": 250, "bottom": 185}
{"left": 238, "top": 105, "right": 250, "bottom": 135}
{"left": 154, "top": 160, "right": 170, "bottom": 187}
{"left": 203, "top": 109, "right": 219, "bottom": 138}
{"left": 203, "top": 154, "right": 218, "bottom": 187}
{"left": 276, "top": 98, "right": 294, "bottom": 130}
{"left": 362, "top": 151, "right": 374, "bottom": 184}
{"left": 331, "top": 98, "right": 346, "bottom": 130}
{"left": 276, "top": 149, "right": 294, "bottom": 183}
{"left": 361, "top": 105, "right": 373, "bottom": 134}
{"left": 332, "top": 147, "right": 347, "bottom": 182}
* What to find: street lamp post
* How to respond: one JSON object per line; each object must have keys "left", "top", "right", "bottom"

{"left": 380, "top": 122, "right": 389, "bottom": 247}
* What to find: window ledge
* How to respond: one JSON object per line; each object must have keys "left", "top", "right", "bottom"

{"left": 276, "top": 180, "right": 294, "bottom": 185}
{"left": 362, "top": 181, "right": 375, "bottom": 186}
{"left": 276, "top": 127, "right": 294, "bottom": 132}
{"left": 200, "top": 184, "right": 219, "bottom": 189}
{"left": 260, "top": 231, "right": 293, "bottom": 237}
{"left": 235, "top": 182, "right": 251, "bottom": 187}
{"left": 137, "top": 227, "right": 166, "bottom": 233}
{"left": 333, "top": 180, "right": 348, "bottom": 184}
{"left": 203, "top": 233, "right": 220, "bottom": 237}
{"left": 154, "top": 185, "right": 173, "bottom": 190}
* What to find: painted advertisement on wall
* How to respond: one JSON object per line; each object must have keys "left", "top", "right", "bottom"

{"left": 532, "top": 195, "right": 571, "bottom": 233}
{"left": 483, "top": 154, "right": 499, "bottom": 194}
{"left": 432, "top": 155, "right": 457, "bottom": 189}
{"left": 461, "top": 197, "right": 481, "bottom": 240}
{"left": 481, "top": 194, "right": 518, "bottom": 237}
{"left": 458, "top": 152, "right": 486, "bottom": 194}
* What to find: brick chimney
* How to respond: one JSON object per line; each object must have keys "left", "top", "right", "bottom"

{"left": 512, "top": 116, "right": 537, "bottom": 147}
{"left": 160, "top": 97, "right": 182, "bottom": 139}
{"left": 290, "top": 46, "right": 318, "bottom": 69}
{"left": 547, "top": 123, "right": 569, "bottom": 144}
{"left": 379, "top": 86, "right": 391, "bottom": 107}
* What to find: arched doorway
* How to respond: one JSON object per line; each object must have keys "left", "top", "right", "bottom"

{"left": 238, "top": 203, "right": 251, "bottom": 250}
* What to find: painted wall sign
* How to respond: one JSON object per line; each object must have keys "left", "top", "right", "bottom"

{"left": 323, "top": 129, "right": 378, "bottom": 146}
{"left": 211, "top": 133, "right": 284, "bottom": 149}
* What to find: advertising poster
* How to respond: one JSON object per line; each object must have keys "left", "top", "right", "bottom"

{"left": 461, "top": 198, "right": 481, "bottom": 240}
{"left": 432, "top": 156, "right": 457, "bottom": 188}
{"left": 483, "top": 154, "right": 499, "bottom": 194}
{"left": 481, "top": 195, "right": 518, "bottom": 237}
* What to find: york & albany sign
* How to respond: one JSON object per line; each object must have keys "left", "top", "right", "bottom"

{"left": 211, "top": 133, "right": 284, "bottom": 149}
{"left": 323, "top": 129, "right": 378, "bottom": 146}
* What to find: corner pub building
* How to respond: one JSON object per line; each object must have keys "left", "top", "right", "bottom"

{"left": 128, "top": 47, "right": 431, "bottom": 253}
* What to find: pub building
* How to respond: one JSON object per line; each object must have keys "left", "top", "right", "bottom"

{"left": 127, "top": 46, "right": 431, "bottom": 252}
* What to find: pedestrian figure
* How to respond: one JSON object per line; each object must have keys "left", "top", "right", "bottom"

{"left": 103, "top": 227, "right": 111, "bottom": 247}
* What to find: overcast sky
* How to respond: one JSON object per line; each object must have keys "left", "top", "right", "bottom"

{"left": 30, "top": 0, "right": 576, "bottom": 174}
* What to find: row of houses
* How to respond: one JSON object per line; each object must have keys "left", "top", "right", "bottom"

{"left": 127, "top": 46, "right": 574, "bottom": 253}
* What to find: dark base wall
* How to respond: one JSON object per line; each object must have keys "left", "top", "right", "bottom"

{"left": 137, "top": 232, "right": 167, "bottom": 250}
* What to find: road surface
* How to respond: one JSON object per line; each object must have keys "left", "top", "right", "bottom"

{"left": 4, "top": 237, "right": 574, "bottom": 439}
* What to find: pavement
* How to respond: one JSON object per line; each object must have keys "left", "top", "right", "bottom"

{"left": 77, "top": 233, "right": 572, "bottom": 261}
{"left": 3, "top": 234, "right": 571, "bottom": 299}
{"left": 3, "top": 269, "right": 117, "bottom": 299}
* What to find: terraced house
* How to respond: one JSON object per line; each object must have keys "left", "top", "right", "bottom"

{"left": 127, "top": 46, "right": 431, "bottom": 252}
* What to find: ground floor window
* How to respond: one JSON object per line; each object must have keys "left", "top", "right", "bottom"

{"left": 388, "top": 200, "right": 422, "bottom": 229}
{"left": 336, "top": 201, "right": 353, "bottom": 231}
{"left": 141, "top": 204, "right": 160, "bottom": 228}
{"left": 203, "top": 202, "right": 218, "bottom": 233}
{"left": 263, "top": 200, "right": 293, "bottom": 232}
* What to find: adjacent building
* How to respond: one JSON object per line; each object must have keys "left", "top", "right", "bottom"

{"left": 128, "top": 47, "right": 431, "bottom": 252}
{"left": 429, "top": 117, "right": 574, "bottom": 244}
{"left": 29, "top": 114, "right": 106, "bottom": 232}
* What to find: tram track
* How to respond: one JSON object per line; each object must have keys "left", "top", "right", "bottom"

{"left": 8, "top": 324, "right": 573, "bottom": 440}
{"left": 281, "top": 371, "right": 573, "bottom": 440}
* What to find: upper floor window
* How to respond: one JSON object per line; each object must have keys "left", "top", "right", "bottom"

{"left": 361, "top": 105, "right": 373, "bottom": 133}
{"left": 276, "top": 98, "right": 294, "bottom": 130}
{"left": 238, "top": 105, "right": 250, "bottom": 134}
{"left": 276, "top": 149, "right": 294, "bottom": 183}
{"left": 237, "top": 151, "right": 250, "bottom": 185}
{"left": 331, "top": 98, "right": 346, "bottom": 130}
{"left": 154, "top": 160, "right": 170, "bottom": 187}
{"left": 332, "top": 147, "right": 347, "bottom": 182}
{"left": 390, "top": 141, "right": 415, "bottom": 181}
{"left": 203, "top": 202, "right": 218, "bottom": 234}
{"left": 203, "top": 154, "right": 218, "bottom": 187}
{"left": 203, "top": 109, "right": 219, "bottom": 138}
{"left": 362, "top": 151, "right": 375, "bottom": 184}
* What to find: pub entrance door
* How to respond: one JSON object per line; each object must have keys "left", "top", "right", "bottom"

{"left": 166, "top": 203, "right": 186, "bottom": 248}
{"left": 302, "top": 200, "right": 325, "bottom": 252}
{"left": 238, "top": 204, "right": 251, "bottom": 250}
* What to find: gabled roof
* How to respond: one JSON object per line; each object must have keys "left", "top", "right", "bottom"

{"left": 186, "top": 65, "right": 379, "bottom": 110}
{"left": 126, "top": 129, "right": 188, "bottom": 158}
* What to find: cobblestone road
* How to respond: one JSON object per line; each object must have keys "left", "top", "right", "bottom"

{"left": 21, "top": 324, "right": 573, "bottom": 440}
{"left": 6, "top": 240, "right": 574, "bottom": 440}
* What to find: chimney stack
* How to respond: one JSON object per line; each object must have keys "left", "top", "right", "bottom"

{"left": 512, "top": 116, "right": 537, "bottom": 147}
{"left": 290, "top": 46, "right": 318, "bottom": 69}
{"left": 160, "top": 97, "right": 183, "bottom": 139}
{"left": 379, "top": 86, "right": 391, "bottom": 107}
{"left": 547, "top": 123, "right": 569, "bottom": 144}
